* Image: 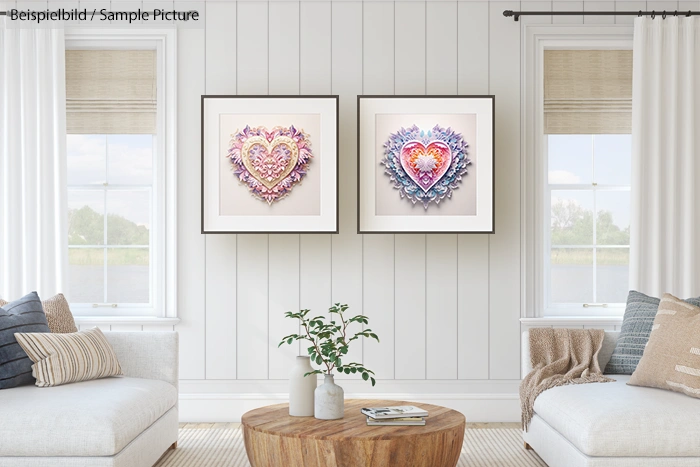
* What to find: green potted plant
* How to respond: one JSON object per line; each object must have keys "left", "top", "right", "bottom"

{"left": 279, "top": 303, "right": 379, "bottom": 420}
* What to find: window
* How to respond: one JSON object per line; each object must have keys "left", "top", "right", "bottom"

{"left": 65, "top": 31, "right": 176, "bottom": 318}
{"left": 67, "top": 134, "right": 154, "bottom": 309}
{"left": 539, "top": 47, "right": 633, "bottom": 316}
{"left": 546, "top": 134, "right": 631, "bottom": 313}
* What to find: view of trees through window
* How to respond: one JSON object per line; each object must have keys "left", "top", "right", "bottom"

{"left": 548, "top": 134, "right": 631, "bottom": 308}
{"left": 67, "top": 135, "right": 153, "bottom": 306}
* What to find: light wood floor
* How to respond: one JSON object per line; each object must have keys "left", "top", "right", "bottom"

{"left": 180, "top": 422, "right": 520, "bottom": 429}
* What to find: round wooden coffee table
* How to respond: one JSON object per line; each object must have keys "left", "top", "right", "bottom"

{"left": 241, "top": 399, "right": 465, "bottom": 467}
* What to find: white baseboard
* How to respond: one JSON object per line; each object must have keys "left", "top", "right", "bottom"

{"left": 178, "top": 393, "right": 521, "bottom": 423}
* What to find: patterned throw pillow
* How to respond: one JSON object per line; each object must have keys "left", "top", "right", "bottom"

{"left": 605, "top": 291, "right": 700, "bottom": 374}
{"left": 15, "top": 327, "right": 123, "bottom": 387}
{"left": 629, "top": 294, "right": 700, "bottom": 398}
{"left": 0, "top": 292, "right": 51, "bottom": 389}
{"left": 0, "top": 293, "right": 77, "bottom": 334}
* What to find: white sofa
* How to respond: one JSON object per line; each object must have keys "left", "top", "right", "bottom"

{"left": 522, "top": 330, "right": 700, "bottom": 467}
{"left": 0, "top": 332, "right": 179, "bottom": 467}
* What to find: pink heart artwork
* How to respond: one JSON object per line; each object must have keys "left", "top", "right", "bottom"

{"left": 399, "top": 140, "right": 452, "bottom": 192}
{"left": 227, "top": 126, "right": 313, "bottom": 205}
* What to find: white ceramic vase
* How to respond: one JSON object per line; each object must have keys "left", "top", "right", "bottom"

{"left": 289, "top": 356, "right": 316, "bottom": 417}
{"left": 314, "top": 374, "right": 344, "bottom": 420}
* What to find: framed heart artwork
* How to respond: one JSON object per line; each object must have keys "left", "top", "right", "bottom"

{"left": 357, "top": 95, "right": 495, "bottom": 233}
{"left": 201, "top": 95, "right": 339, "bottom": 233}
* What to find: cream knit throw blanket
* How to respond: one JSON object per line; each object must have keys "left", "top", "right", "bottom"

{"left": 520, "top": 328, "right": 614, "bottom": 431}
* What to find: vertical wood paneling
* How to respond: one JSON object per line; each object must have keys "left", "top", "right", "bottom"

{"left": 205, "top": 2, "right": 237, "bottom": 94}
{"left": 269, "top": 1, "right": 300, "bottom": 95}
{"left": 362, "top": 235, "right": 395, "bottom": 379}
{"left": 300, "top": 2, "right": 332, "bottom": 95}
{"left": 458, "top": 2, "right": 489, "bottom": 94}
{"left": 268, "top": 236, "right": 301, "bottom": 378}
{"left": 392, "top": 1, "right": 427, "bottom": 381}
{"left": 268, "top": 1, "right": 302, "bottom": 379}
{"left": 175, "top": 10, "right": 206, "bottom": 380}
{"left": 235, "top": 0, "right": 271, "bottom": 381}
{"left": 488, "top": 1, "right": 521, "bottom": 380}
{"left": 299, "top": 1, "right": 333, "bottom": 362}
{"left": 204, "top": 1, "right": 238, "bottom": 381}
{"left": 236, "top": 235, "right": 269, "bottom": 379}
{"left": 427, "top": 1, "right": 458, "bottom": 95}
{"left": 426, "top": 235, "right": 458, "bottom": 379}
{"left": 394, "top": 2, "right": 426, "bottom": 94}
{"left": 237, "top": 2, "right": 269, "bottom": 95}
{"left": 425, "top": 2, "right": 458, "bottom": 380}
{"left": 362, "top": 1, "right": 396, "bottom": 381}
{"left": 331, "top": 1, "right": 364, "bottom": 377}
{"left": 457, "top": 1, "right": 491, "bottom": 381}
{"left": 394, "top": 236, "right": 427, "bottom": 379}
{"left": 553, "top": 1, "right": 584, "bottom": 24}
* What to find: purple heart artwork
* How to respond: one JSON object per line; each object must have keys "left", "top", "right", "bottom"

{"left": 227, "top": 125, "right": 312, "bottom": 205}
{"left": 381, "top": 125, "right": 471, "bottom": 209}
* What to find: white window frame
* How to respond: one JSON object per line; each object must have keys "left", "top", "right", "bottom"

{"left": 65, "top": 29, "right": 177, "bottom": 320}
{"left": 521, "top": 25, "right": 633, "bottom": 319}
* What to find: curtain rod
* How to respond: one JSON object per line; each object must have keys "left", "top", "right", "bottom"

{"left": 504, "top": 10, "right": 700, "bottom": 21}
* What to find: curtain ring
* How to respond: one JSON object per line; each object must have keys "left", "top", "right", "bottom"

{"left": 687, "top": 10, "right": 692, "bottom": 17}
{"left": 638, "top": 10, "right": 643, "bottom": 17}
{"left": 662, "top": 11, "right": 667, "bottom": 19}
{"left": 674, "top": 10, "right": 678, "bottom": 17}
{"left": 651, "top": 10, "right": 656, "bottom": 19}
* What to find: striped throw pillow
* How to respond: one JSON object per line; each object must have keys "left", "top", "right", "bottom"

{"left": 0, "top": 293, "right": 77, "bottom": 334}
{"left": 0, "top": 292, "right": 51, "bottom": 389}
{"left": 629, "top": 294, "right": 700, "bottom": 399}
{"left": 15, "top": 327, "right": 123, "bottom": 387}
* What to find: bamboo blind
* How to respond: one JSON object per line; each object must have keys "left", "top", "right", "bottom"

{"left": 544, "top": 50, "right": 632, "bottom": 134}
{"left": 66, "top": 50, "right": 156, "bottom": 134}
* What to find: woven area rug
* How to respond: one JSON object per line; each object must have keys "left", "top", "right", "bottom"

{"left": 155, "top": 425, "right": 546, "bottom": 467}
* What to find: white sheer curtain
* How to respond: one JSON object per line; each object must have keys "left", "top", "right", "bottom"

{"left": 0, "top": 25, "right": 68, "bottom": 300}
{"left": 630, "top": 17, "right": 700, "bottom": 297}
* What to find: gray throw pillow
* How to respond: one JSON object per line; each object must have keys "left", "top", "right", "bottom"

{"left": 605, "top": 290, "right": 700, "bottom": 374}
{"left": 0, "top": 292, "right": 50, "bottom": 389}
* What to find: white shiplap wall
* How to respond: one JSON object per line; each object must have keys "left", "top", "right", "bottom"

{"left": 79, "top": 0, "right": 693, "bottom": 421}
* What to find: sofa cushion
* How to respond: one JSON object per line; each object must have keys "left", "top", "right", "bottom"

{"left": 605, "top": 291, "right": 700, "bottom": 375}
{"left": 16, "top": 327, "right": 123, "bottom": 387}
{"left": 534, "top": 374, "right": 700, "bottom": 457}
{"left": 0, "top": 377, "right": 177, "bottom": 456}
{"left": 0, "top": 292, "right": 51, "bottom": 390}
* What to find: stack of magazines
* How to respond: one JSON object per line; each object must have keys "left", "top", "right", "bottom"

{"left": 361, "top": 405, "right": 428, "bottom": 426}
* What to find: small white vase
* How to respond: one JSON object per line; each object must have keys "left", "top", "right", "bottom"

{"left": 289, "top": 356, "right": 316, "bottom": 417}
{"left": 314, "top": 374, "right": 344, "bottom": 420}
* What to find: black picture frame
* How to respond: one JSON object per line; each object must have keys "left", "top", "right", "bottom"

{"left": 357, "top": 95, "right": 495, "bottom": 234}
{"left": 201, "top": 95, "right": 340, "bottom": 234}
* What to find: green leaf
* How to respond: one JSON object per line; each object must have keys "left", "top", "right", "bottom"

{"left": 351, "top": 368, "right": 357, "bottom": 374}
{"left": 370, "top": 377, "right": 376, "bottom": 386}
{"left": 335, "top": 358, "right": 342, "bottom": 367}
{"left": 316, "top": 355, "right": 323, "bottom": 365}
{"left": 344, "top": 367, "right": 351, "bottom": 374}
{"left": 362, "top": 372, "right": 369, "bottom": 381}
{"left": 287, "top": 337, "right": 293, "bottom": 345}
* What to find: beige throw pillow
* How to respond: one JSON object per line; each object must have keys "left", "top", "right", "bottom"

{"left": 628, "top": 293, "right": 700, "bottom": 398}
{"left": 0, "top": 293, "right": 77, "bottom": 333}
{"left": 14, "top": 327, "right": 123, "bottom": 387}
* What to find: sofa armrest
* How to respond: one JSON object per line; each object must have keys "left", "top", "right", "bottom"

{"left": 103, "top": 332, "right": 179, "bottom": 390}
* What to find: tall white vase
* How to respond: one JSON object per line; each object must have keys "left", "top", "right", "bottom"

{"left": 314, "top": 374, "right": 344, "bottom": 420}
{"left": 289, "top": 356, "right": 316, "bottom": 417}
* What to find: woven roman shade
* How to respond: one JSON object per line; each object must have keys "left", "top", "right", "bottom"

{"left": 544, "top": 50, "right": 632, "bottom": 134}
{"left": 66, "top": 50, "right": 156, "bottom": 134}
